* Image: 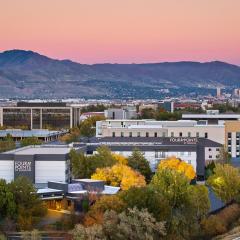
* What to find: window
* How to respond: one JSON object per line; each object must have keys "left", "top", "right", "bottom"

{"left": 228, "top": 140, "right": 231, "bottom": 146}
{"left": 228, "top": 132, "right": 232, "bottom": 138}
{"left": 171, "top": 132, "right": 174, "bottom": 137}
{"left": 154, "top": 132, "right": 157, "bottom": 137}
{"left": 188, "top": 132, "right": 191, "bottom": 137}
{"left": 216, "top": 148, "right": 220, "bottom": 152}
{"left": 196, "top": 132, "right": 199, "bottom": 138}
{"left": 209, "top": 155, "right": 212, "bottom": 159}
{"left": 129, "top": 132, "right": 132, "bottom": 137}
{"left": 146, "top": 132, "right": 149, "bottom": 137}
{"left": 112, "top": 132, "right": 115, "bottom": 137}
{"left": 121, "top": 132, "right": 124, "bottom": 137}
{"left": 205, "top": 132, "right": 208, "bottom": 138}
{"left": 155, "top": 151, "right": 166, "bottom": 158}
{"left": 137, "top": 132, "right": 141, "bottom": 137}
{"left": 179, "top": 132, "right": 183, "bottom": 137}
{"left": 208, "top": 148, "right": 212, "bottom": 151}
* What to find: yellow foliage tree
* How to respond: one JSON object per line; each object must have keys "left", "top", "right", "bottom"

{"left": 112, "top": 153, "right": 128, "bottom": 165}
{"left": 91, "top": 164, "right": 146, "bottom": 190}
{"left": 158, "top": 157, "right": 196, "bottom": 180}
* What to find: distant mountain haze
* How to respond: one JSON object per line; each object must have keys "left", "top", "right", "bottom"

{"left": 0, "top": 50, "right": 240, "bottom": 99}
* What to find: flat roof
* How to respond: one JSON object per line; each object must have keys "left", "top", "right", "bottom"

{"left": 0, "top": 129, "right": 65, "bottom": 138}
{"left": 4, "top": 145, "right": 73, "bottom": 155}
{"left": 37, "top": 188, "right": 64, "bottom": 194}
{"left": 182, "top": 114, "right": 240, "bottom": 119}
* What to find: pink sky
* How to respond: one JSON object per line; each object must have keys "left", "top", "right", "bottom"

{"left": 0, "top": 0, "right": 240, "bottom": 65}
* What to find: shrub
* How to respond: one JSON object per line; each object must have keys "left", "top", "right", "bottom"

{"left": 201, "top": 204, "right": 240, "bottom": 237}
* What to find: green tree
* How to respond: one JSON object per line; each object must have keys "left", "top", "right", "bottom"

{"left": 0, "top": 134, "right": 15, "bottom": 153}
{"left": 207, "top": 164, "right": 240, "bottom": 203}
{"left": 0, "top": 179, "right": 16, "bottom": 220}
{"left": 127, "top": 148, "right": 152, "bottom": 182}
{"left": 70, "top": 146, "right": 117, "bottom": 179}
{"left": 151, "top": 168, "right": 209, "bottom": 239}
{"left": 9, "top": 177, "right": 47, "bottom": 230}
{"left": 119, "top": 186, "right": 170, "bottom": 221}
{"left": 79, "top": 115, "right": 105, "bottom": 138}
{"left": 20, "top": 137, "right": 42, "bottom": 147}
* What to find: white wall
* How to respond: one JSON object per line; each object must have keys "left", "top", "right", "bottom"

{"left": 35, "top": 161, "right": 66, "bottom": 184}
{"left": 0, "top": 160, "right": 14, "bottom": 183}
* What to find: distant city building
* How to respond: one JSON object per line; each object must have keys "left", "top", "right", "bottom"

{"left": 233, "top": 88, "right": 240, "bottom": 98}
{"left": 104, "top": 105, "right": 137, "bottom": 119}
{"left": 0, "top": 102, "right": 81, "bottom": 130}
{"left": 217, "top": 87, "right": 221, "bottom": 98}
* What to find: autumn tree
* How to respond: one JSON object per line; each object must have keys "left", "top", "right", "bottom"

{"left": 127, "top": 148, "right": 152, "bottom": 182}
{"left": 72, "top": 208, "right": 165, "bottom": 240}
{"left": 207, "top": 164, "right": 240, "bottom": 203}
{"left": 84, "top": 195, "right": 126, "bottom": 226}
{"left": 158, "top": 156, "right": 196, "bottom": 180}
{"left": 91, "top": 164, "right": 146, "bottom": 190}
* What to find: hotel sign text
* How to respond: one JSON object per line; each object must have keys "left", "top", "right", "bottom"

{"left": 15, "top": 161, "right": 32, "bottom": 172}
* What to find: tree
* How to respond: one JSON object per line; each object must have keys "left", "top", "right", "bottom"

{"left": 79, "top": 115, "right": 105, "bottom": 138}
{"left": 150, "top": 168, "right": 209, "bottom": 239}
{"left": 20, "top": 137, "right": 42, "bottom": 147}
{"left": 91, "top": 164, "right": 146, "bottom": 190}
{"left": 72, "top": 208, "right": 165, "bottom": 240}
{"left": 127, "top": 148, "right": 152, "bottom": 182}
{"left": 9, "top": 177, "right": 47, "bottom": 230}
{"left": 0, "top": 179, "right": 16, "bottom": 220}
{"left": 84, "top": 195, "right": 126, "bottom": 226}
{"left": 218, "top": 147, "right": 231, "bottom": 164}
{"left": 112, "top": 153, "right": 128, "bottom": 165}
{"left": 207, "top": 164, "right": 240, "bottom": 203}
{"left": 70, "top": 146, "right": 117, "bottom": 179}
{"left": 158, "top": 157, "right": 196, "bottom": 180}
{"left": 119, "top": 186, "right": 170, "bottom": 221}
{"left": 0, "top": 134, "right": 15, "bottom": 153}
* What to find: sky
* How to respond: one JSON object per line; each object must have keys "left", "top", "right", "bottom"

{"left": 0, "top": 0, "right": 240, "bottom": 65}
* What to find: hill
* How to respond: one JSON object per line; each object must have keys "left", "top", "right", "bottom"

{"left": 0, "top": 50, "right": 240, "bottom": 99}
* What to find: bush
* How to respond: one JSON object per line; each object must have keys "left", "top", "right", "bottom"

{"left": 201, "top": 204, "right": 240, "bottom": 237}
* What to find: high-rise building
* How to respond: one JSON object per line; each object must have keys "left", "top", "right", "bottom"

{"left": 216, "top": 87, "right": 221, "bottom": 98}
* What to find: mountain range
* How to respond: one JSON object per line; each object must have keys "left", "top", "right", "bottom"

{"left": 0, "top": 49, "right": 240, "bottom": 99}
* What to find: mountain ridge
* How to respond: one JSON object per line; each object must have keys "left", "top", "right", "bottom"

{"left": 0, "top": 49, "right": 240, "bottom": 99}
